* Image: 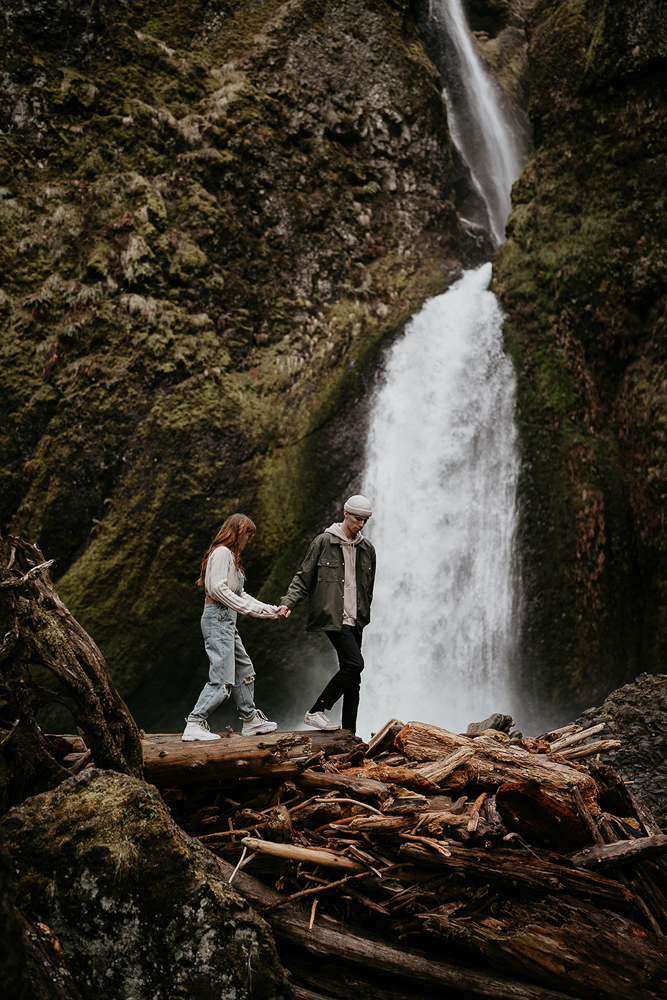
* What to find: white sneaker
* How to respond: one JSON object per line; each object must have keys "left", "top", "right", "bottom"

{"left": 242, "top": 709, "right": 278, "bottom": 736}
{"left": 304, "top": 711, "right": 341, "bottom": 731}
{"left": 182, "top": 720, "right": 221, "bottom": 742}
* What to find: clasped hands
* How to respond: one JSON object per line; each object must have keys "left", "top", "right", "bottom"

{"left": 276, "top": 605, "right": 291, "bottom": 618}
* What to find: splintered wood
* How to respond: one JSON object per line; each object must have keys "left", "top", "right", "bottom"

{"left": 47, "top": 719, "right": 667, "bottom": 1000}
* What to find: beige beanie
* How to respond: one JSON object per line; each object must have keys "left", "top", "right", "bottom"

{"left": 344, "top": 494, "right": 372, "bottom": 517}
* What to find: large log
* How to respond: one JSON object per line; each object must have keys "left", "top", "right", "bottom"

{"left": 421, "top": 897, "right": 667, "bottom": 1000}
{"left": 142, "top": 730, "right": 359, "bottom": 785}
{"left": 395, "top": 722, "right": 598, "bottom": 810}
{"left": 568, "top": 835, "right": 667, "bottom": 872}
{"left": 495, "top": 782, "right": 592, "bottom": 853}
{"left": 398, "top": 842, "right": 635, "bottom": 912}
{"left": 215, "top": 858, "right": 583, "bottom": 1000}
{"left": 294, "top": 770, "right": 391, "bottom": 805}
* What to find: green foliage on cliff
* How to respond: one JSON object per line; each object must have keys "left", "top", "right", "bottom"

{"left": 494, "top": 0, "right": 667, "bottom": 709}
{"left": 0, "top": 0, "right": 475, "bottom": 728}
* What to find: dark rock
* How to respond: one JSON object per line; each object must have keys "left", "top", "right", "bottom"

{"left": 466, "top": 712, "right": 515, "bottom": 735}
{"left": 494, "top": 0, "right": 667, "bottom": 709}
{"left": 1, "top": 769, "right": 293, "bottom": 1000}
{"left": 575, "top": 673, "right": 667, "bottom": 831}
{"left": 0, "top": 0, "right": 499, "bottom": 734}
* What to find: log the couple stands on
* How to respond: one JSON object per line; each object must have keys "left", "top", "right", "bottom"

{"left": 48, "top": 716, "right": 667, "bottom": 1000}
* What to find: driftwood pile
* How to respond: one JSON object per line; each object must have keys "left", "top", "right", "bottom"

{"left": 49, "top": 716, "right": 667, "bottom": 1000}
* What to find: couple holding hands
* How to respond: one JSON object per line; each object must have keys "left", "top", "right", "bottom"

{"left": 182, "top": 495, "right": 375, "bottom": 742}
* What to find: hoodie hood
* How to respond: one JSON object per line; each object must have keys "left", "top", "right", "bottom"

{"left": 326, "top": 522, "right": 363, "bottom": 545}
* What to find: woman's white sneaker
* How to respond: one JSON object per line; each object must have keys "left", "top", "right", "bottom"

{"left": 182, "top": 720, "right": 221, "bottom": 741}
{"left": 242, "top": 709, "right": 278, "bottom": 736}
{"left": 304, "top": 711, "right": 341, "bottom": 731}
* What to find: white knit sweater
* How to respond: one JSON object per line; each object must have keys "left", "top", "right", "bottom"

{"left": 205, "top": 546, "right": 278, "bottom": 618}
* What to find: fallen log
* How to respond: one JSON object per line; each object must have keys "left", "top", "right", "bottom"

{"left": 216, "top": 858, "right": 585, "bottom": 1000}
{"left": 142, "top": 731, "right": 359, "bottom": 785}
{"left": 341, "top": 763, "right": 439, "bottom": 793}
{"left": 398, "top": 842, "right": 636, "bottom": 912}
{"left": 395, "top": 723, "right": 597, "bottom": 810}
{"left": 567, "top": 834, "right": 667, "bottom": 872}
{"left": 295, "top": 769, "right": 391, "bottom": 805}
{"left": 495, "top": 782, "right": 591, "bottom": 853}
{"left": 421, "top": 897, "right": 667, "bottom": 1000}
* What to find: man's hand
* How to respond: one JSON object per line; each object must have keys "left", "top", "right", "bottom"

{"left": 276, "top": 605, "right": 291, "bottom": 618}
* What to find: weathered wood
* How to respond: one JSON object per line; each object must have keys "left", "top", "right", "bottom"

{"left": 0, "top": 536, "right": 143, "bottom": 811}
{"left": 421, "top": 896, "right": 667, "bottom": 1000}
{"left": 556, "top": 739, "right": 621, "bottom": 760}
{"left": 241, "top": 837, "right": 367, "bottom": 871}
{"left": 142, "top": 731, "right": 358, "bottom": 785}
{"left": 295, "top": 769, "right": 391, "bottom": 804}
{"left": 416, "top": 746, "right": 476, "bottom": 783}
{"left": 627, "top": 788, "right": 664, "bottom": 837}
{"left": 342, "top": 763, "right": 438, "bottom": 793}
{"left": 367, "top": 719, "right": 404, "bottom": 758}
{"left": 549, "top": 724, "right": 607, "bottom": 753}
{"left": 399, "top": 842, "right": 635, "bottom": 911}
{"left": 395, "top": 722, "right": 597, "bottom": 810}
{"left": 494, "top": 782, "right": 592, "bottom": 853}
{"left": 216, "top": 859, "right": 585, "bottom": 1000}
{"left": 567, "top": 834, "right": 667, "bottom": 871}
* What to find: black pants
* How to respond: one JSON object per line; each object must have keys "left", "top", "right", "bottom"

{"left": 311, "top": 625, "right": 364, "bottom": 734}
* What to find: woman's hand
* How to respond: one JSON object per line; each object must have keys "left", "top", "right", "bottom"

{"left": 276, "top": 605, "right": 291, "bottom": 618}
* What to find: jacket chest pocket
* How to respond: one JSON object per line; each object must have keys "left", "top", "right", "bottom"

{"left": 317, "top": 559, "right": 339, "bottom": 581}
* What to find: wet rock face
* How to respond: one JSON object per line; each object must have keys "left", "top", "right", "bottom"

{"left": 0, "top": 0, "right": 482, "bottom": 730}
{"left": 576, "top": 673, "right": 667, "bottom": 832}
{"left": 493, "top": 0, "right": 667, "bottom": 709}
{"left": 1, "top": 770, "right": 293, "bottom": 1000}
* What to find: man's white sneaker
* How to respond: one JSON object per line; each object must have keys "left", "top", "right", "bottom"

{"left": 242, "top": 709, "right": 278, "bottom": 736}
{"left": 182, "top": 720, "right": 221, "bottom": 742}
{"left": 304, "top": 711, "right": 341, "bottom": 731}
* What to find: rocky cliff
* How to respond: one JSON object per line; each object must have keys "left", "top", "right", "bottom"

{"left": 0, "top": 0, "right": 487, "bottom": 729}
{"left": 493, "top": 0, "right": 667, "bottom": 712}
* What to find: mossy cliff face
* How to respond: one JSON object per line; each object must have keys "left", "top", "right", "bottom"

{"left": 1, "top": 769, "right": 293, "bottom": 999}
{"left": 0, "top": 0, "right": 483, "bottom": 726}
{"left": 493, "top": 0, "right": 667, "bottom": 711}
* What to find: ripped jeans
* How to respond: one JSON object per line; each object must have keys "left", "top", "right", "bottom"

{"left": 187, "top": 604, "right": 257, "bottom": 723}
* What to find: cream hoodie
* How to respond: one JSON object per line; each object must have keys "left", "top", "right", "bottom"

{"left": 205, "top": 546, "right": 278, "bottom": 618}
{"left": 325, "top": 522, "right": 363, "bottom": 626}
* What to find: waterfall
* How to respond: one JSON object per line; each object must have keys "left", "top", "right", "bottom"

{"left": 357, "top": 1, "right": 527, "bottom": 737}
{"left": 427, "top": 0, "right": 524, "bottom": 244}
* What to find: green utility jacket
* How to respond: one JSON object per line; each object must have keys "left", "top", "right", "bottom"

{"left": 281, "top": 531, "right": 376, "bottom": 633}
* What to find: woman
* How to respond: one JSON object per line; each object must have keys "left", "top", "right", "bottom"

{"left": 182, "top": 513, "right": 290, "bottom": 741}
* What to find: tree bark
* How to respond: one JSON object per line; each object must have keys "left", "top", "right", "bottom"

{"left": 398, "top": 842, "right": 635, "bottom": 911}
{"left": 567, "top": 835, "right": 667, "bottom": 872}
{"left": 395, "top": 722, "right": 598, "bottom": 811}
{"left": 141, "top": 731, "right": 359, "bottom": 785}
{"left": 0, "top": 536, "right": 142, "bottom": 810}
{"left": 215, "top": 858, "right": 584, "bottom": 1000}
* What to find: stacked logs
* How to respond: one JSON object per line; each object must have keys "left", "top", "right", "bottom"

{"left": 47, "top": 718, "right": 667, "bottom": 1000}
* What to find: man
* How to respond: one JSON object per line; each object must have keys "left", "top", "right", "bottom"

{"left": 281, "top": 495, "right": 375, "bottom": 734}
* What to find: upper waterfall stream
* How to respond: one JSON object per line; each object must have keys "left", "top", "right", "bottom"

{"left": 357, "top": 0, "right": 527, "bottom": 737}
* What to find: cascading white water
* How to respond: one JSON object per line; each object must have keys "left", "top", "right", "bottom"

{"left": 356, "top": 1, "right": 527, "bottom": 737}
{"left": 428, "top": 0, "right": 523, "bottom": 244}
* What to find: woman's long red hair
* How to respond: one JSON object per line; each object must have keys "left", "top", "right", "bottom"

{"left": 197, "top": 513, "right": 256, "bottom": 586}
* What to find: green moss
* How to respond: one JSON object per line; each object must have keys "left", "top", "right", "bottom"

{"left": 493, "top": 0, "right": 667, "bottom": 709}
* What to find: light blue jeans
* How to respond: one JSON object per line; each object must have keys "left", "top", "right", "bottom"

{"left": 187, "top": 603, "right": 257, "bottom": 723}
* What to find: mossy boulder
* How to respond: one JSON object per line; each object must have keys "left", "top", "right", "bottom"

{"left": 493, "top": 0, "right": 667, "bottom": 711}
{"left": 0, "top": 0, "right": 486, "bottom": 730}
{"left": 575, "top": 672, "right": 667, "bottom": 832}
{"left": 1, "top": 768, "right": 293, "bottom": 1000}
